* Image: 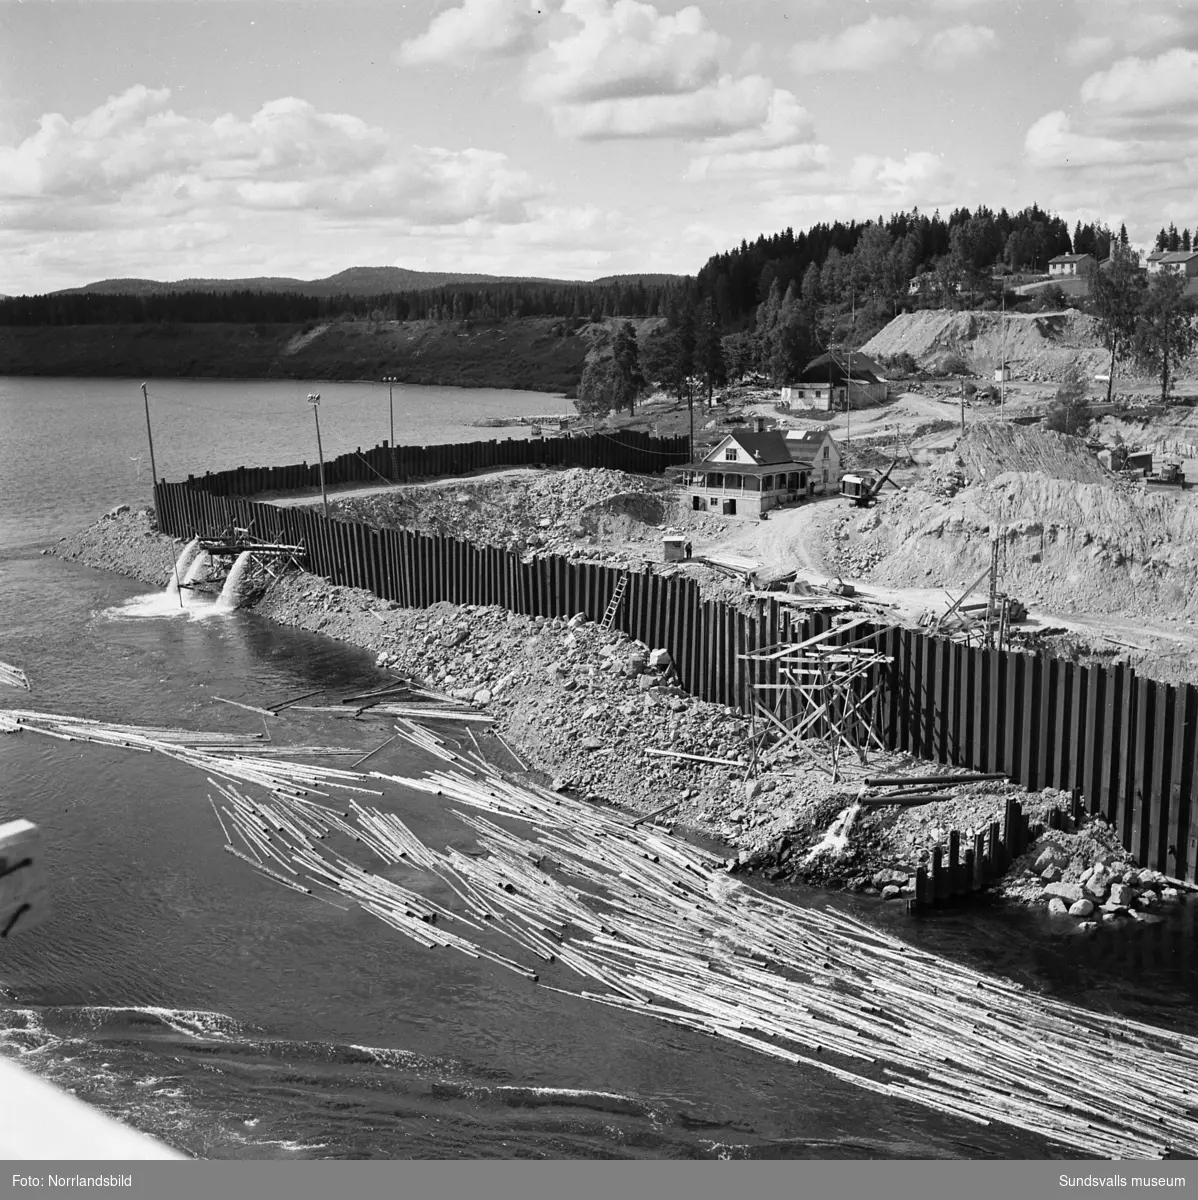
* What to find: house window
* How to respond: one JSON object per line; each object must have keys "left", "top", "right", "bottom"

{"left": 709, "top": 496, "right": 719, "bottom": 508}
{"left": 724, "top": 448, "right": 737, "bottom": 461}
{"left": 823, "top": 468, "right": 829, "bottom": 483}
{"left": 822, "top": 446, "right": 829, "bottom": 459}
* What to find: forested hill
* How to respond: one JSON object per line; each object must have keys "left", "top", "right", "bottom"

{"left": 695, "top": 205, "right": 1089, "bottom": 327}
{"left": 50, "top": 266, "right": 572, "bottom": 298}
{"left": 0, "top": 277, "right": 689, "bottom": 326}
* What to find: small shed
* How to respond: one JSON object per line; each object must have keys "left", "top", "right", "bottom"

{"left": 663, "top": 535, "right": 688, "bottom": 563}
{"left": 994, "top": 367, "right": 1012, "bottom": 383}
{"left": 1126, "top": 450, "right": 1153, "bottom": 475}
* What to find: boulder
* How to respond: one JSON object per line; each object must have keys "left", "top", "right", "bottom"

{"left": 648, "top": 648, "right": 673, "bottom": 670}
{"left": 744, "top": 780, "right": 764, "bottom": 802}
{"left": 1040, "top": 865, "right": 1062, "bottom": 883}
{"left": 1068, "top": 898, "right": 1095, "bottom": 918}
{"left": 1042, "top": 881, "right": 1084, "bottom": 904}
{"left": 1047, "top": 898, "right": 1069, "bottom": 916}
{"left": 1108, "top": 882, "right": 1132, "bottom": 907}
{"left": 472, "top": 688, "right": 492, "bottom": 705}
{"left": 445, "top": 629, "right": 470, "bottom": 647}
{"left": 567, "top": 612, "right": 588, "bottom": 628}
{"left": 581, "top": 737, "right": 605, "bottom": 751}
{"left": 881, "top": 885, "right": 903, "bottom": 901}
{"left": 636, "top": 675, "right": 657, "bottom": 692}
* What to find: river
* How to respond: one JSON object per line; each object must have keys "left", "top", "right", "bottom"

{"left": 0, "top": 377, "right": 1195, "bottom": 1159}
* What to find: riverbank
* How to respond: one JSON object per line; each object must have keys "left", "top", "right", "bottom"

{"left": 56, "top": 505, "right": 1176, "bottom": 919}
{"left": 0, "top": 317, "right": 588, "bottom": 393}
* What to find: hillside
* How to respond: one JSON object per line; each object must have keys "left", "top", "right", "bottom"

{"left": 861, "top": 309, "right": 1108, "bottom": 380}
{"left": 51, "top": 266, "right": 569, "bottom": 298}
{"left": 0, "top": 316, "right": 592, "bottom": 392}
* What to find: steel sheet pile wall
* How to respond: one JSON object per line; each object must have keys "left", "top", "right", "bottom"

{"left": 154, "top": 480, "right": 1198, "bottom": 884}
{"left": 181, "top": 429, "right": 690, "bottom": 498}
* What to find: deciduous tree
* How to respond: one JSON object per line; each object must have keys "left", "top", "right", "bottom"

{"left": 1134, "top": 268, "right": 1198, "bottom": 404}
{"left": 1088, "top": 244, "right": 1145, "bottom": 403}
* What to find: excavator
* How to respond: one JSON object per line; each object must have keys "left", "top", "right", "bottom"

{"left": 839, "top": 455, "right": 901, "bottom": 508}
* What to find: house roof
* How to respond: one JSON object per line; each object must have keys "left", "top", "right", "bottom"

{"left": 682, "top": 457, "right": 814, "bottom": 475}
{"left": 785, "top": 429, "right": 836, "bottom": 446}
{"left": 795, "top": 353, "right": 882, "bottom": 387}
{"left": 1159, "top": 250, "right": 1198, "bottom": 263}
{"left": 722, "top": 430, "right": 794, "bottom": 465}
{"left": 1049, "top": 253, "right": 1095, "bottom": 264}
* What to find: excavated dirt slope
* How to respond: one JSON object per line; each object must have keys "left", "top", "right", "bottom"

{"left": 861, "top": 310, "right": 1107, "bottom": 379}
{"left": 328, "top": 468, "right": 671, "bottom": 556}
{"left": 834, "top": 425, "right": 1198, "bottom": 622}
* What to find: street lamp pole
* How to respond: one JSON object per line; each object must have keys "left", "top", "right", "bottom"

{"left": 308, "top": 393, "right": 329, "bottom": 519}
{"left": 141, "top": 383, "right": 160, "bottom": 527}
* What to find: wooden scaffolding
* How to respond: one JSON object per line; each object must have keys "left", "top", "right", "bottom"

{"left": 743, "top": 617, "right": 895, "bottom": 781}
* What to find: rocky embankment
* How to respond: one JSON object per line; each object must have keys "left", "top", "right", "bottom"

{"left": 50, "top": 506, "right": 1124, "bottom": 905}
{"left": 1000, "top": 821, "right": 1190, "bottom": 926}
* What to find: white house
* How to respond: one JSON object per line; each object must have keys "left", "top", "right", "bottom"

{"left": 677, "top": 420, "right": 813, "bottom": 518}
{"left": 1153, "top": 250, "right": 1198, "bottom": 277}
{"left": 1048, "top": 253, "right": 1096, "bottom": 277}
{"left": 784, "top": 429, "right": 841, "bottom": 495}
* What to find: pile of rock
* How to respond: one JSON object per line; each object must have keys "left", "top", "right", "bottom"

{"left": 999, "top": 816, "right": 1192, "bottom": 924}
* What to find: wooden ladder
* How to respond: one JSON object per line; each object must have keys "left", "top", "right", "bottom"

{"left": 599, "top": 574, "right": 630, "bottom": 633}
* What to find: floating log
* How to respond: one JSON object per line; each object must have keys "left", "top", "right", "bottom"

{"left": 213, "top": 697, "right": 278, "bottom": 718}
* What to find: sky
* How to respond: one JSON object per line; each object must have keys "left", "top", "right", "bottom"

{"left": 0, "top": 0, "right": 1196, "bottom": 293}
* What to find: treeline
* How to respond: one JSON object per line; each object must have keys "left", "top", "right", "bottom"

{"left": 694, "top": 204, "right": 1080, "bottom": 329}
{"left": 0, "top": 279, "right": 686, "bottom": 327}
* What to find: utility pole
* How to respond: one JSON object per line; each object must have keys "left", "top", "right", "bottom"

{"left": 141, "top": 383, "right": 160, "bottom": 528}
{"left": 308, "top": 393, "right": 329, "bottom": 519}
{"left": 383, "top": 375, "right": 398, "bottom": 480}
{"left": 1000, "top": 289, "right": 1007, "bottom": 421}
{"left": 960, "top": 381, "right": 966, "bottom": 434}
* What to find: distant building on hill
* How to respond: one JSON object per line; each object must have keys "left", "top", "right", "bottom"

{"left": 676, "top": 418, "right": 814, "bottom": 518}
{"left": 1048, "top": 253, "right": 1096, "bottom": 277}
{"left": 780, "top": 352, "right": 889, "bottom": 412}
{"left": 1152, "top": 250, "right": 1198, "bottom": 277}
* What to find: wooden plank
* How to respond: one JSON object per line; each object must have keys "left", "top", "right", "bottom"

{"left": 1150, "top": 684, "right": 1172, "bottom": 875}
{"left": 1168, "top": 685, "right": 1194, "bottom": 883}
{"left": 1125, "top": 674, "right": 1148, "bottom": 859}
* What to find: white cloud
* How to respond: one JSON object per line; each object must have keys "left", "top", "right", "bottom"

{"left": 0, "top": 86, "right": 550, "bottom": 244}
{"left": 550, "top": 72, "right": 774, "bottom": 140}
{"left": 925, "top": 23, "right": 997, "bottom": 67}
{"left": 1024, "top": 110, "right": 1130, "bottom": 169}
{"left": 1079, "top": 48, "right": 1198, "bottom": 117}
{"left": 397, "top": 0, "right": 542, "bottom": 66}
{"left": 684, "top": 89, "right": 828, "bottom": 179}
{"left": 847, "top": 150, "right": 951, "bottom": 204}
{"left": 525, "top": 0, "right": 724, "bottom": 105}
{"left": 1068, "top": 0, "right": 1198, "bottom": 61}
{"left": 791, "top": 16, "right": 922, "bottom": 74}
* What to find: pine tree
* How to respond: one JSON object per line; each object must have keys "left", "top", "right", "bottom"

{"left": 697, "top": 299, "right": 727, "bottom": 408}
{"left": 610, "top": 320, "right": 646, "bottom": 416}
{"left": 1119, "top": 224, "right": 1129, "bottom": 246}
{"left": 1185, "top": 229, "right": 1193, "bottom": 252}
